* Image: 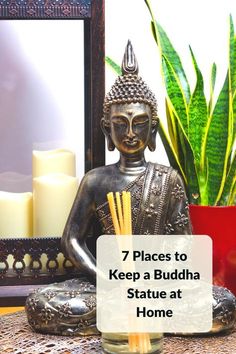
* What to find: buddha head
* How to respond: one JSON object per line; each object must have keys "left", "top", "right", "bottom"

{"left": 101, "top": 41, "right": 159, "bottom": 155}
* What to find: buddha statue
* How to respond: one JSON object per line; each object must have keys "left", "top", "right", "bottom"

{"left": 25, "top": 41, "right": 236, "bottom": 336}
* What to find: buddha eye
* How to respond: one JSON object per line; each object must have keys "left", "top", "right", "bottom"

{"left": 112, "top": 116, "right": 127, "bottom": 126}
{"left": 133, "top": 115, "right": 149, "bottom": 126}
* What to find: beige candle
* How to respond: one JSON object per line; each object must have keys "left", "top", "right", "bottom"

{"left": 33, "top": 174, "right": 78, "bottom": 270}
{"left": 0, "top": 191, "right": 33, "bottom": 268}
{"left": 32, "top": 149, "right": 76, "bottom": 178}
{"left": 0, "top": 191, "right": 33, "bottom": 237}
{"left": 33, "top": 173, "right": 78, "bottom": 236}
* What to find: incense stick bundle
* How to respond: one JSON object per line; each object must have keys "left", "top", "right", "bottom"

{"left": 107, "top": 191, "right": 151, "bottom": 354}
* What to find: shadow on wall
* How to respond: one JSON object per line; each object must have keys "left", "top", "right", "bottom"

{"left": 0, "top": 22, "right": 65, "bottom": 185}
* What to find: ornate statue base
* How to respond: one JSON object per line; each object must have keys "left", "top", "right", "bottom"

{"left": 25, "top": 279, "right": 236, "bottom": 336}
{"left": 26, "top": 278, "right": 98, "bottom": 336}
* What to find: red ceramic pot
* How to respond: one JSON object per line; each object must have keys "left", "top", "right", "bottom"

{"left": 189, "top": 205, "right": 236, "bottom": 295}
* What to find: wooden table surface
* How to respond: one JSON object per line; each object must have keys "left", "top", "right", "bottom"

{"left": 0, "top": 311, "right": 235, "bottom": 353}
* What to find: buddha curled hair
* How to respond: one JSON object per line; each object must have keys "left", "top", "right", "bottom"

{"left": 103, "top": 41, "right": 158, "bottom": 126}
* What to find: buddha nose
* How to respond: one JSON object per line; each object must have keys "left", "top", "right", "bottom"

{"left": 127, "top": 125, "right": 136, "bottom": 140}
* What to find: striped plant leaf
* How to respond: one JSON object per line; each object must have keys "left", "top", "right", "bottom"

{"left": 105, "top": 56, "right": 122, "bottom": 75}
{"left": 153, "top": 21, "right": 191, "bottom": 104}
{"left": 206, "top": 25, "right": 234, "bottom": 205}
{"left": 218, "top": 151, "right": 236, "bottom": 205}
{"left": 162, "top": 55, "right": 188, "bottom": 132}
{"left": 229, "top": 17, "right": 236, "bottom": 175}
{"left": 165, "top": 98, "right": 177, "bottom": 151}
{"left": 106, "top": 9, "right": 236, "bottom": 206}
{"left": 145, "top": 0, "right": 191, "bottom": 104}
{"left": 199, "top": 63, "right": 217, "bottom": 205}
{"left": 176, "top": 124, "right": 200, "bottom": 204}
{"left": 166, "top": 99, "right": 186, "bottom": 173}
{"left": 176, "top": 123, "right": 187, "bottom": 172}
{"left": 208, "top": 63, "right": 217, "bottom": 114}
{"left": 206, "top": 73, "right": 230, "bottom": 205}
{"left": 228, "top": 180, "right": 236, "bottom": 205}
{"left": 173, "top": 121, "right": 200, "bottom": 203}
{"left": 230, "top": 94, "right": 235, "bottom": 168}
{"left": 233, "top": 93, "right": 236, "bottom": 147}
{"left": 229, "top": 15, "right": 236, "bottom": 95}
{"left": 229, "top": 17, "right": 236, "bottom": 183}
{"left": 161, "top": 57, "right": 199, "bottom": 203}
{"left": 228, "top": 16, "right": 236, "bottom": 179}
{"left": 188, "top": 47, "right": 208, "bottom": 171}
{"left": 158, "top": 121, "right": 187, "bottom": 185}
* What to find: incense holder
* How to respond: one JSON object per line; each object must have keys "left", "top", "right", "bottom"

{"left": 102, "top": 332, "right": 163, "bottom": 353}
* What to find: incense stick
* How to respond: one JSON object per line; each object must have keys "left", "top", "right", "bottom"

{"left": 107, "top": 192, "right": 121, "bottom": 235}
{"left": 107, "top": 191, "right": 152, "bottom": 353}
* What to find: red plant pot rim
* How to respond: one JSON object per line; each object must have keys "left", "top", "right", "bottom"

{"left": 189, "top": 204, "right": 235, "bottom": 209}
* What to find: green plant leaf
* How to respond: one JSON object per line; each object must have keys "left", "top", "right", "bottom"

{"left": 233, "top": 93, "right": 236, "bottom": 147}
{"left": 188, "top": 47, "right": 208, "bottom": 170}
{"left": 228, "top": 179, "right": 236, "bottom": 205}
{"left": 165, "top": 99, "right": 186, "bottom": 173}
{"left": 162, "top": 55, "right": 188, "bottom": 132}
{"left": 208, "top": 63, "right": 217, "bottom": 114}
{"left": 178, "top": 127, "right": 200, "bottom": 204}
{"left": 206, "top": 72, "right": 230, "bottom": 205}
{"left": 161, "top": 57, "right": 199, "bottom": 203}
{"left": 105, "top": 56, "right": 122, "bottom": 75}
{"left": 158, "top": 120, "right": 187, "bottom": 184}
{"left": 154, "top": 21, "right": 191, "bottom": 104}
{"left": 198, "top": 62, "right": 217, "bottom": 205}
{"left": 229, "top": 16, "right": 236, "bottom": 96}
{"left": 145, "top": 0, "right": 191, "bottom": 104}
{"left": 218, "top": 151, "right": 236, "bottom": 205}
{"left": 172, "top": 123, "right": 200, "bottom": 204}
{"left": 165, "top": 98, "right": 177, "bottom": 151}
{"left": 229, "top": 18, "right": 236, "bottom": 177}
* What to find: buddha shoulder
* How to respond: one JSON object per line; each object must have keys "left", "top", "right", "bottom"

{"left": 80, "top": 164, "right": 117, "bottom": 189}
{"left": 151, "top": 162, "right": 175, "bottom": 177}
{"left": 150, "top": 162, "right": 184, "bottom": 187}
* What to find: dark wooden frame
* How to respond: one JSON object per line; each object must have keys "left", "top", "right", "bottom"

{"left": 0, "top": 0, "right": 105, "bottom": 176}
{"left": 0, "top": 0, "right": 105, "bottom": 306}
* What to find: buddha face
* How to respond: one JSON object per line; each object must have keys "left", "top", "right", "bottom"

{"left": 109, "top": 102, "right": 152, "bottom": 155}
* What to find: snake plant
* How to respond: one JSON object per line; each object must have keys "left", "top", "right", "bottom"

{"left": 106, "top": 1, "right": 236, "bottom": 206}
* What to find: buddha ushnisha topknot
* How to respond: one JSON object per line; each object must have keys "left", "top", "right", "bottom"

{"left": 103, "top": 40, "right": 158, "bottom": 126}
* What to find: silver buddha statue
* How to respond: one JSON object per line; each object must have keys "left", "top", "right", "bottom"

{"left": 25, "top": 41, "right": 236, "bottom": 336}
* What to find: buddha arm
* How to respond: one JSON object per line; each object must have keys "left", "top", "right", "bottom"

{"left": 165, "top": 172, "right": 192, "bottom": 235}
{"left": 61, "top": 172, "right": 97, "bottom": 283}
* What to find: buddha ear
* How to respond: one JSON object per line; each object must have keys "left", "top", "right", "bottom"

{"left": 148, "top": 120, "right": 158, "bottom": 152}
{"left": 101, "top": 117, "right": 115, "bottom": 151}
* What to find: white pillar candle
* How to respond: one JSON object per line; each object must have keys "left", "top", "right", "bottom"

{"left": 33, "top": 174, "right": 78, "bottom": 270}
{"left": 32, "top": 149, "right": 76, "bottom": 178}
{"left": 0, "top": 192, "right": 33, "bottom": 269}
{"left": 33, "top": 173, "right": 78, "bottom": 237}
{"left": 0, "top": 191, "right": 33, "bottom": 237}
